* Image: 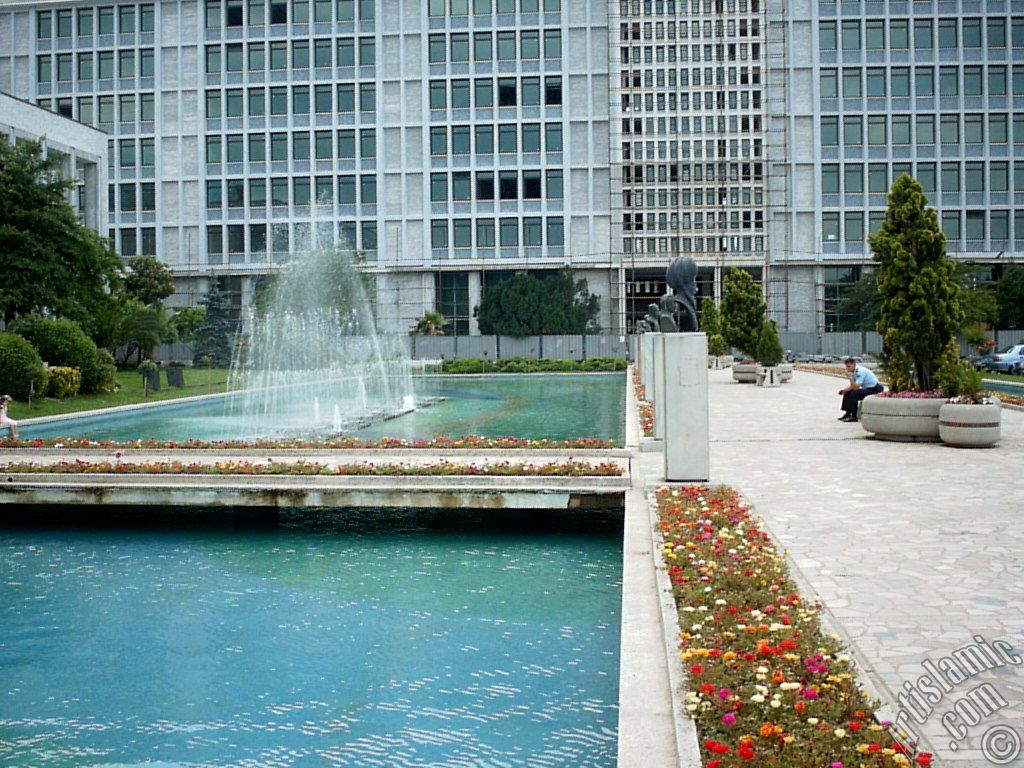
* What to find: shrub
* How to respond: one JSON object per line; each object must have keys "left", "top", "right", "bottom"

{"left": 0, "top": 332, "right": 48, "bottom": 401}
{"left": 755, "top": 319, "right": 784, "bottom": 367}
{"left": 95, "top": 349, "right": 118, "bottom": 391}
{"left": 9, "top": 316, "right": 106, "bottom": 394}
{"left": 708, "top": 334, "right": 729, "bottom": 357}
{"left": 580, "top": 357, "right": 626, "bottom": 372}
{"left": 45, "top": 366, "right": 82, "bottom": 399}
{"left": 699, "top": 296, "right": 722, "bottom": 338}
{"left": 440, "top": 358, "right": 498, "bottom": 374}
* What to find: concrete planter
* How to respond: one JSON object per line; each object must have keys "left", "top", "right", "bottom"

{"left": 707, "top": 355, "right": 734, "bottom": 370}
{"left": 860, "top": 396, "right": 943, "bottom": 442}
{"left": 732, "top": 361, "right": 759, "bottom": 383}
{"left": 779, "top": 363, "right": 793, "bottom": 382}
{"left": 757, "top": 365, "right": 782, "bottom": 387}
{"left": 938, "top": 402, "right": 1001, "bottom": 448}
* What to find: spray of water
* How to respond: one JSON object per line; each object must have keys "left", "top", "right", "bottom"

{"left": 226, "top": 232, "right": 414, "bottom": 438}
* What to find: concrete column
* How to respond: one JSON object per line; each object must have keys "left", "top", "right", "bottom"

{"left": 650, "top": 333, "right": 666, "bottom": 441}
{"left": 468, "top": 270, "right": 482, "bottom": 335}
{"left": 663, "top": 333, "right": 710, "bottom": 482}
{"left": 640, "top": 332, "right": 655, "bottom": 391}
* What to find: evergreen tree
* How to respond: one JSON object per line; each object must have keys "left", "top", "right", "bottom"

{"left": 755, "top": 319, "right": 784, "bottom": 367}
{"left": 870, "top": 174, "right": 963, "bottom": 392}
{"left": 476, "top": 270, "right": 600, "bottom": 336}
{"left": 720, "top": 268, "right": 766, "bottom": 358}
{"left": 700, "top": 296, "right": 729, "bottom": 356}
{"left": 192, "top": 280, "right": 236, "bottom": 367}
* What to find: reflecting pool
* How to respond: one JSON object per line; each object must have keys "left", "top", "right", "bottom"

{"left": 0, "top": 509, "right": 622, "bottom": 767}
{"left": 20, "top": 374, "right": 625, "bottom": 444}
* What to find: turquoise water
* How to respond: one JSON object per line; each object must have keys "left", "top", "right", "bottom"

{"left": 0, "top": 510, "right": 622, "bottom": 766}
{"left": 21, "top": 374, "right": 625, "bottom": 443}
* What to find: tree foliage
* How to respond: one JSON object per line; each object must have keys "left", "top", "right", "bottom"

{"left": 0, "top": 332, "right": 48, "bottom": 401}
{"left": 193, "top": 280, "right": 236, "bottom": 367}
{"left": 8, "top": 316, "right": 108, "bottom": 393}
{"left": 414, "top": 311, "right": 450, "bottom": 336}
{"left": 996, "top": 266, "right": 1024, "bottom": 329}
{"left": 0, "top": 139, "right": 123, "bottom": 330}
{"left": 125, "top": 255, "right": 176, "bottom": 306}
{"left": 832, "top": 272, "right": 882, "bottom": 332}
{"left": 476, "top": 270, "right": 600, "bottom": 337}
{"left": 699, "top": 296, "right": 730, "bottom": 356}
{"left": 170, "top": 307, "right": 207, "bottom": 343}
{"left": 720, "top": 268, "right": 766, "bottom": 358}
{"left": 870, "top": 174, "right": 963, "bottom": 392}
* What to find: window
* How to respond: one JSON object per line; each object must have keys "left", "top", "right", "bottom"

{"left": 941, "top": 162, "right": 960, "bottom": 192}
{"left": 337, "top": 39, "right": 354, "bottom": 66}
{"left": 360, "top": 83, "right": 375, "bottom": 111}
{"left": 315, "top": 130, "right": 333, "bottom": 159}
{"left": 544, "top": 76, "right": 562, "bottom": 105}
{"left": 453, "top": 219, "right": 472, "bottom": 248}
{"left": 270, "top": 87, "right": 288, "bottom": 114}
{"left": 868, "top": 164, "right": 888, "bottom": 193}
{"left": 546, "top": 169, "right": 562, "bottom": 198}
{"left": 37, "top": 55, "right": 51, "bottom": 82}
{"left": 476, "top": 125, "right": 494, "bottom": 153}
{"left": 361, "top": 175, "right": 377, "bottom": 204}
{"left": 866, "top": 68, "right": 885, "bottom": 97}
{"left": 892, "top": 115, "right": 911, "bottom": 144}
{"left": 891, "top": 68, "right": 909, "bottom": 98}
{"left": 431, "top": 220, "right": 448, "bottom": 248}
{"left": 337, "top": 84, "right": 355, "bottom": 112}
{"left": 523, "top": 217, "right": 542, "bottom": 246}
{"left": 248, "top": 88, "right": 266, "bottom": 115}
{"left": 452, "top": 126, "right": 471, "bottom": 154}
{"left": 916, "top": 162, "right": 935, "bottom": 193}
{"left": 941, "top": 212, "right": 960, "bottom": 242}
{"left": 430, "top": 81, "right": 446, "bottom": 110}
{"left": 315, "top": 85, "right": 332, "bottom": 112}
{"left": 429, "top": 34, "right": 446, "bottom": 63}
{"left": 547, "top": 217, "right": 564, "bottom": 246}
{"left": 119, "top": 50, "right": 135, "bottom": 78}
{"left": 56, "top": 9, "right": 73, "bottom": 37}
{"left": 821, "top": 116, "right": 839, "bottom": 145}
{"left": 545, "top": 123, "right": 562, "bottom": 151}
{"left": 293, "top": 40, "right": 310, "bottom": 68}
{"left": 475, "top": 78, "right": 494, "bottom": 106}
{"left": 964, "top": 66, "right": 982, "bottom": 96}
{"left": 206, "top": 46, "right": 221, "bottom": 74}
{"left": 989, "top": 18, "right": 1007, "bottom": 48}
{"left": 338, "top": 175, "right": 355, "bottom": 203}
{"left": 500, "top": 218, "right": 519, "bottom": 246}
{"left": 867, "top": 115, "right": 886, "bottom": 145}
{"left": 451, "top": 80, "right": 470, "bottom": 108}
{"left": 452, "top": 171, "right": 471, "bottom": 200}
{"left": 226, "top": 0, "right": 243, "bottom": 25}
{"left": 497, "top": 31, "right": 516, "bottom": 59}
{"left": 991, "top": 211, "right": 1009, "bottom": 241}
{"left": 477, "top": 219, "right": 495, "bottom": 247}
{"left": 271, "top": 132, "right": 288, "bottom": 160}
{"left": 499, "top": 171, "right": 518, "bottom": 198}
{"left": 990, "top": 66, "right": 1007, "bottom": 97}
{"left": 914, "top": 19, "right": 933, "bottom": 49}
{"left": 338, "top": 129, "right": 355, "bottom": 158}
{"left": 206, "top": 136, "right": 221, "bottom": 164}
{"left": 843, "top": 116, "right": 862, "bottom": 146}
{"left": 915, "top": 67, "right": 933, "bottom": 96}
{"left": 966, "top": 211, "right": 985, "bottom": 241}
{"left": 822, "top": 164, "right": 840, "bottom": 194}
{"left": 292, "top": 0, "right": 309, "bottom": 22}
{"left": 819, "top": 21, "right": 836, "bottom": 50}
{"left": 890, "top": 19, "right": 908, "bottom": 49}
{"left": 452, "top": 33, "right": 470, "bottom": 61}
{"left": 522, "top": 123, "right": 541, "bottom": 152}
{"left": 430, "top": 127, "right": 447, "bottom": 155}
{"left": 498, "top": 77, "right": 517, "bottom": 106}
{"left": 250, "top": 134, "right": 266, "bottom": 161}
{"left": 939, "top": 66, "right": 958, "bottom": 97}
{"left": 250, "top": 0, "right": 266, "bottom": 24}
{"left": 844, "top": 164, "right": 864, "bottom": 193}
{"left": 940, "top": 114, "right": 959, "bottom": 144}
{"left": 294, "top": 178, "right": 311, "bottom": 206}
{"left": 544, "top": 30, "right": 561, "bottom": 58}
{"left": 227, "top": 178, "right": 245, "bottom": 207}
{"left": 965, "top": 161, "right": 984, "bottom": 192}
{"left": 866, "top": 20, "right": 884, "bottom": 49}
{"left": 962, "top": 17, "right": 981, "bottom": 48}
{"left": 522, "top": 77, "right": 540, "bottom": 105}
{"left": 523, "top": 170, "right": 541, "bottom": 198}
{"left": 964, "top": 114, "right": 983, "bottom": 144}
{"left": 820, "top": 70, "right": 838, "bottom": 98}
{"left": 841, "top": 20, "right": 860, "bottom": 50}
{"left": 119, "top": 5, "right": 135, "bottom": 33}
{"left": 498, "top": 124, "right": 517, "bottom": 153}
{"left": 270, "top": 41, "right": 287, "bottom": 69}
{"left": 990, "top": 114, "right": 1008, "bottom": 144}
{"left": 521, "top": 30, "right": 539, "bottom": 59}
{"left": 477, "top": 172, "right": 494, "bottom": 199}
{"left": 314, "top": 39, "right": 332, "bottom": 67}
{"left": 937, "top": 19, "right": 957, "bottom": 49}
{"left": 431, "top": 173, "right": 448, "bottom": 202}
{"left": 842, "top": 68, "right": 861, "bottom": 97}
{"left": 78, "top": 9, "right": 94, "bottom": 36}
{"left": 38, "top": 10, "right": 52, "bottom": 38}
{"left": 845, "top": 212, "right": 864, "bottom": 241}
{"left": 991, "top": 161, "right": 1009, "bottom": 191}
{"left": 293, "top": 131, "right": 310, "bottom": 159}
{"left": 475, "top": 32, "right": 492, "bottom": 61}
{"left": 359, "top": 37, "right": 375, "bottom": 65}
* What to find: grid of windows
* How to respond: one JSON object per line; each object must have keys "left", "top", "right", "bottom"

{"left": 614, "top": 0, "right": 768, "bottom": 259}
{"left": 815, "top": 10, "right": 1024, "bottom": 254}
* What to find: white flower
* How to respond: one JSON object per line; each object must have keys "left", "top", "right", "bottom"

{"left": 770, "top": 700, "right": 781, "bottom": 708}
{"left": 750, "top": 694, "right": 766, "bottom": 703}
{"left": 757, "top": 666, "right": 769, "bottom": 674}
{"left": 807, "top": 718, "right": 819, "bottom": 725}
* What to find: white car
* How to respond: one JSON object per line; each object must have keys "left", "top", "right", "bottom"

{"left": 985, "top": 344, "right": 1024, "bottom": 375}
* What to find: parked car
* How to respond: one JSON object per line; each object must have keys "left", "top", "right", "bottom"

{"left": 984, "top": 344, "right": 1024, "bottom": 375}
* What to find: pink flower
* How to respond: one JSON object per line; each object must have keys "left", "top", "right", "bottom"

{"left": 831, "top": 763, "right": 843, "bottom": 768}
{"left": 722, "top": 713, "right": 736, "bottom": 725}
{"left": 802, "top": 688, "right": 818, "bottom": 699}
{"left": 717, "top": 687, "right": 732, "bottom": 700}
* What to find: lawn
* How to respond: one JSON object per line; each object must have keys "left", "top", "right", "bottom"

{"left": 982, "top": 371, "right": 1024, "bottom": 384}
{"left": 8, "top": 368, "right": 230, "bottom": 420}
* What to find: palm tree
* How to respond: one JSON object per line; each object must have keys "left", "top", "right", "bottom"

{"left": 414, "top": 311, "right": 450, "bottom": 336}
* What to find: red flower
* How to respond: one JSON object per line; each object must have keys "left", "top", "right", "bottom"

{"left": 916, "top": 753, "right": 933, "bottom": 766}
{"left": 738, "top": 746, "right": 755, "bottom": 760}
{"left": 690, "top": 664, "right": 704, "bottom": 675}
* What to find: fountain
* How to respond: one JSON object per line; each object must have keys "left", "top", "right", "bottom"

{"left": 226, "top": 234, "right": 415, "bottom": 438}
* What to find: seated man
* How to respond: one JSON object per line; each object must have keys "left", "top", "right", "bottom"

{"left": 837, "top": 357, "right": 883, "bottom": 422}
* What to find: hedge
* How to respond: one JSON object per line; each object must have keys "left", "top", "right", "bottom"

{"left": 0, "top": 333, "right": 48, "bottom": 401}
{"left": 439, "top": 357, "right": 627, "bottom": 374}
{"left": 9, "top": 316, "right": 108, "bottom": 394}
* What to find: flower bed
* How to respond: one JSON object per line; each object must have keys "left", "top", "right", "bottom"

{"left": 656, "top": 486, "right": 931, "bottom": 768}
{"left": 0, "top": 435, "right": 618, "bottom": 451}
{"left": 632, "top": 368, "right": 654, "bottom": 437}
{"left": 875, "top": 390, "right": 942, "bottom": 399}
{"left": 0, "top": 458, "right": 624, "bottom": 477}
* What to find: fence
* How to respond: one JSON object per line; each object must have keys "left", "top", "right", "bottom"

{"left": 149, "top": 331, "right": 1022, "bottom": 364}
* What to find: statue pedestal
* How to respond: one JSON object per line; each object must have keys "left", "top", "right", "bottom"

{"left": 663, "top": 333, "right": 710, "bottom": 482}
{"left": 650, "top": 333, "right": 666, "bottom": 441}
{"left": 639, "top": 333, "right": 655, "bottom": 390}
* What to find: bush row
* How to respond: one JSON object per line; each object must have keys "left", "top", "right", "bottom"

{"left": 0, "top": 317, "right": 117, "bottom": 402}
{"left": 439, "top": 356, "right": 627, "bottom": 374}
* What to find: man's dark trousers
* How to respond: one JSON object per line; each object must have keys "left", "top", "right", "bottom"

{"left": 842, "top": 384, "right": 884, "bottom": 419}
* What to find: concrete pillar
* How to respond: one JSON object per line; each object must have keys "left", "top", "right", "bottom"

{"left": 663, "top": 333, "right": 710, "bottom": 482}
{"left": 640, "top": 332, "right": 654, "bottom": 391}
{"left": 650, "top": 333, "right": 666, "bottom": 441}
{"left": 468, "top": 270, "right": 482, "bottom": 335}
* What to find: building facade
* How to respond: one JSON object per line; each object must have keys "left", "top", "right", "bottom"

{"left": 0, "top": 0, "right": 1020, "bottom": 334}
{"left": 0, "top": 89, "right": 107, "bottom": 231}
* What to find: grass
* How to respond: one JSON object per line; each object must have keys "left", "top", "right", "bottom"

{"left": 8, "top": 368, "right": 230, "bottom": 420}
{"left": 981, "top": 371, "right": 1024, "bottom": 384}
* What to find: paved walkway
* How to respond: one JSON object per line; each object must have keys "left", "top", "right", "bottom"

{"left": 703, "top": 369, "right": 1024, "bottom": 766}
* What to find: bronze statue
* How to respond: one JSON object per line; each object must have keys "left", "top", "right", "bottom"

{"left": 657, "top": 295, "right": 679, "bottom": 332}
{"left": 665, "top": 256, "right": 699, "bottom": 332}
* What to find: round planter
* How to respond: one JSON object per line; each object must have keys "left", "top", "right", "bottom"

{"left": 708, "top": 355, "right": 735, "bottom": 370}
{"left": 859, "top": 396, "right": 943, "bottom": 442}
{"left": 779, "top": 363, "right": 793, "bottom": 382}
{"left": 757, "top": 365, "right": 782, "bottom": 387}
{"left": 939, "top": 402, "right": 1001, "bottom": 448}
{"left": 732, "top": 361, "right": 759, "bottom": 383}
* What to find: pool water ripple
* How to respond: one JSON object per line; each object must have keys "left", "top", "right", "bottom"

{"left": 0, "top": 514, "right": 621, "bottom": 767}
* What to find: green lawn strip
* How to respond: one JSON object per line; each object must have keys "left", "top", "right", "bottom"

{"left": 7, "top": 369, "right": 230, "bottom": 420}
{"left": 656, "top": 485, "right": 932, "bottom": 768}
{"left": 0, "top": 458, "right": 624, "bottom": 477}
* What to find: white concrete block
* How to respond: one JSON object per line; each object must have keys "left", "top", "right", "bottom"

{"left": 663, "top": 333, "right": 710, "bottom": 482}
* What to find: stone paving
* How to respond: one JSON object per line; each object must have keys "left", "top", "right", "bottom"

{"left": 703, "top": 369, "right": 1024, "bottom": 766}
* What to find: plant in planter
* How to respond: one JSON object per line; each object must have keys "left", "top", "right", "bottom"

{"left": 937, "top": 358, "right": 1001, "bottom": 447}
{"left": 699, "top": 297, "right": 732, "bottom": 369}
{"left": 138, "top": 359, "right": 160, "bottom": 395}
{"left": 754, "top": 319, "right": 784, "bottom": 387}
{"left": 721, "top": 269, "right": 765, "bottom": 383}
{"left": 860, "top": 175, "right": 964, "bottom": 441}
